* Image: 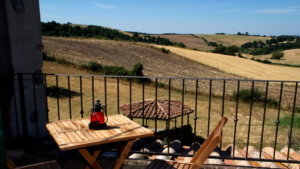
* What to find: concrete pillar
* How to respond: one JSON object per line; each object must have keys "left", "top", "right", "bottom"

{"left": 0, "top": 0, "right": 47, "bottom": 142}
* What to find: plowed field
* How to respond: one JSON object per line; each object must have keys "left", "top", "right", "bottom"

{"left": 139, "top": 34, "right": 214, "bottom": 51}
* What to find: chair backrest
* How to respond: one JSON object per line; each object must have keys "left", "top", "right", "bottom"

{"left": 189, "top": 117, "right": 228, "bottom": 169}
{"left": 6, "top": 156, "right": 17, "bottom": 169}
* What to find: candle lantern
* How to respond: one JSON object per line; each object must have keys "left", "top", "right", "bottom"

{"left": 89, "top": 100, "right": 107, "bottom": 129}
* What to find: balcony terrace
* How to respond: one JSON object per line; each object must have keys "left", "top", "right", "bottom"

{"left": 1, "top": 73, "right": 300, "bottom": 168}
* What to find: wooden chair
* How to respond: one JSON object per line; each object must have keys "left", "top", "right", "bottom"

{"left": 6, "top": 156, "right": 60, "bottom": 169}
{"left": 146, "top": 117, "right": 228, "bottom": 169}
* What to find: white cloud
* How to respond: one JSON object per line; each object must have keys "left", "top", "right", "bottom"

{"left": 255, "top": 8, "right": 296, "bottom": 14}
{"left": 95, "top": 3, "right": 117, "bottom": 9}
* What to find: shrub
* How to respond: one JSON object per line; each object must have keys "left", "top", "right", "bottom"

{"left": 160, "top": 47, "right": 170, "bottom": 54}
{"left": 295, "top": 107, "right": 300, "bottom": 114}
{"left": 255, "top": 59, "right": 271, "bottom": 64}
{"left": 237, "top": 52, "right": 244, "bottom": 58}
{"left": 233, "top": 88, "right": 280, "bottom": 108}
{"left": 78, "top": 64, "right": 88, "bottom": 70}
{"left": 173, "top": 42, "right": 186, "bottom": 48}
{"left": 130, "top": 62, "right": 144, "bottom": 76}
{"left": 86, "top": 62, "right": 103, "bottom": 72}
{"left": 208, "top": 41, "right": 218, "bottom": 47}
{"left": 55, "top": 57, "right": 71, "bottom": 65}
{"left": 225, "top": 45, "right": 239, "bottom": 56}
{"left": 42, "top": 52, "right": 55, "bottom": 61}
{"left": 271, "top": 50, "right": 284, "bottom": 60}
{"left": 232, "top": 88, "right": 264, "bottom": 103}
{"left": 267, "top": 98, "right": 279, "bottom": 108}
{"left": 130, "top": 63, "right": 151, "bottom": 84}
{"left": 212, "top": 45, "right": 226, "bottom": 54}
{"left": 103, "top": 66, "right": 129, "bottom": 76}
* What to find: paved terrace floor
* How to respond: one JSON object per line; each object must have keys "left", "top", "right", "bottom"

{"left": 6, "top": 139, "right": 300, "bottom": 169}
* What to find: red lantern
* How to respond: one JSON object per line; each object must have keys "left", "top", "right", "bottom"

{"left": 89, "top": 100, "right": 107, "bottom": 129}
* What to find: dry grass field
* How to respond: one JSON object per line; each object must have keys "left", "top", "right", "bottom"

{"left": 152, "top": 45, "right": 300, "bottom": 82}
{"left": 42, "top": 36, "right": 300, "bottom": 109}
{"left": 42, "top": 61, "right": 297, "bottom": 150}
{"left": 196, "top": 34, "right": 270, "bottom": 47}
{"left": 243, "top": 49, "right": 300, "bottom": 66}
{"left": 139, "top": 34, "right": 215, "bottom": 51}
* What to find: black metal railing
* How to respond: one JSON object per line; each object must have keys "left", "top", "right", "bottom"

{"left": 2, "top": 73, "right": 300, "bottom": 164}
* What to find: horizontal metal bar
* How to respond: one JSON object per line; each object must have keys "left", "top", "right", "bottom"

{"left": 15, "top": 73, "right": 300, "bottom": 83}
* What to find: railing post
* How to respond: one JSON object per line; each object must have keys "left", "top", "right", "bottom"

{"left": 17, "top": 74, "right": 29, "bottom": 147}
{"left": 0, "top": 106, "right": 6, "bottom": 169}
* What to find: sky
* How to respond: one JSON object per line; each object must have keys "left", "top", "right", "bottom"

{"left": 39, "top": 0, "right": 300, "bottom": 36}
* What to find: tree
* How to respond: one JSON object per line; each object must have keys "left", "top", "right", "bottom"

{"left": 225, "top": 45, "right": 239, "bottom": 56}
{"left": 245, "top": 32, "right": 249, "bottom": 36}
{"left": 237, "top": 32, "right": 242, "bottom": 35}
{"left": 271, "top": 50, "right": 284, "bottom": 60}
{"left": 212, "top": 45, "right": 226, "bottom": 54}
{"left": 131, "top": 62, "right": 144, "bottom": 76}
{"left": 173, "top": 42, "right": 186, "bottom": 48}
{"left": 208, "top": 42, "right": 218, "bottom": 47}
{"left": 132, "top": 32, "right": 139, "bottom": 41}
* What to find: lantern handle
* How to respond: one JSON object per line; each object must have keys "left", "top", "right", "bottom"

{"left": 102, "top": 105, "right": 109, "bottom": 124}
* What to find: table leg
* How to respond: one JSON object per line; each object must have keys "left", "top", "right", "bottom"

{"left": 78, "top": 148, "right": 102, "bottom": 169}
{"left": 84, "top": 145, "right": 103, "bottom": 169}
{"left": 113, "top": 139, "right": 135, "bottom": 169}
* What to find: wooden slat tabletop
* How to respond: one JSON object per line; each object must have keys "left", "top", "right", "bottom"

{"left": 46, "top": 114, "right": 154, "bottom": 151}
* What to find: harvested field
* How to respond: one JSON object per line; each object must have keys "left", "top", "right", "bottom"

{"left": 42, "top": 36, "right": 242, "bottom": 98}
{"left": 42, "top": 36, "right": 239, "bottom": 80}
{"left": 42, "top": 37, "right": 300, "bottom": 107}
{"left": 152, "top": 45, "right": 300, "bottom": 81}
{"left": 196, "top": 34, "right": 270, "bottom": 47}
{"left": 243, "top": 49, "right": 300, "bottom": 66}
{"left": 139, "top": 34, "right": 214, "bottom": 51}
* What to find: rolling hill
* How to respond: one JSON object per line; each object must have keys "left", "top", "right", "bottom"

{"left": 196, "top": 34, "right": 271, "bottom": 47}
{"left": 138, "top": 34, "right": 214, "bottom": 51}
{"left": 42, "top": 35, "right": 300, "bottom": 107}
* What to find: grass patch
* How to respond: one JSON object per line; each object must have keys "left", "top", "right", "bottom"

{"left": 280, "top": 114, "right": 300, "bottom": 150}
{"left": 280, "top": 114, "right": 300, "bottom": 129}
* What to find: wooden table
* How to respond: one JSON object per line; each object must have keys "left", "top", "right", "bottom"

{"left": 46, "top": 114, "right": 154, "bottom": 169}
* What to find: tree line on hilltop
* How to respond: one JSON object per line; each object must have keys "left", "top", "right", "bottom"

{"left": 240, "top": 35, "right": 300, "bottom": 55}
{"left": 41, "top": 21, "right": 186, "bottom": 47}
{"left": 207, "top": 34, "right": 300, "bottom": 56}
